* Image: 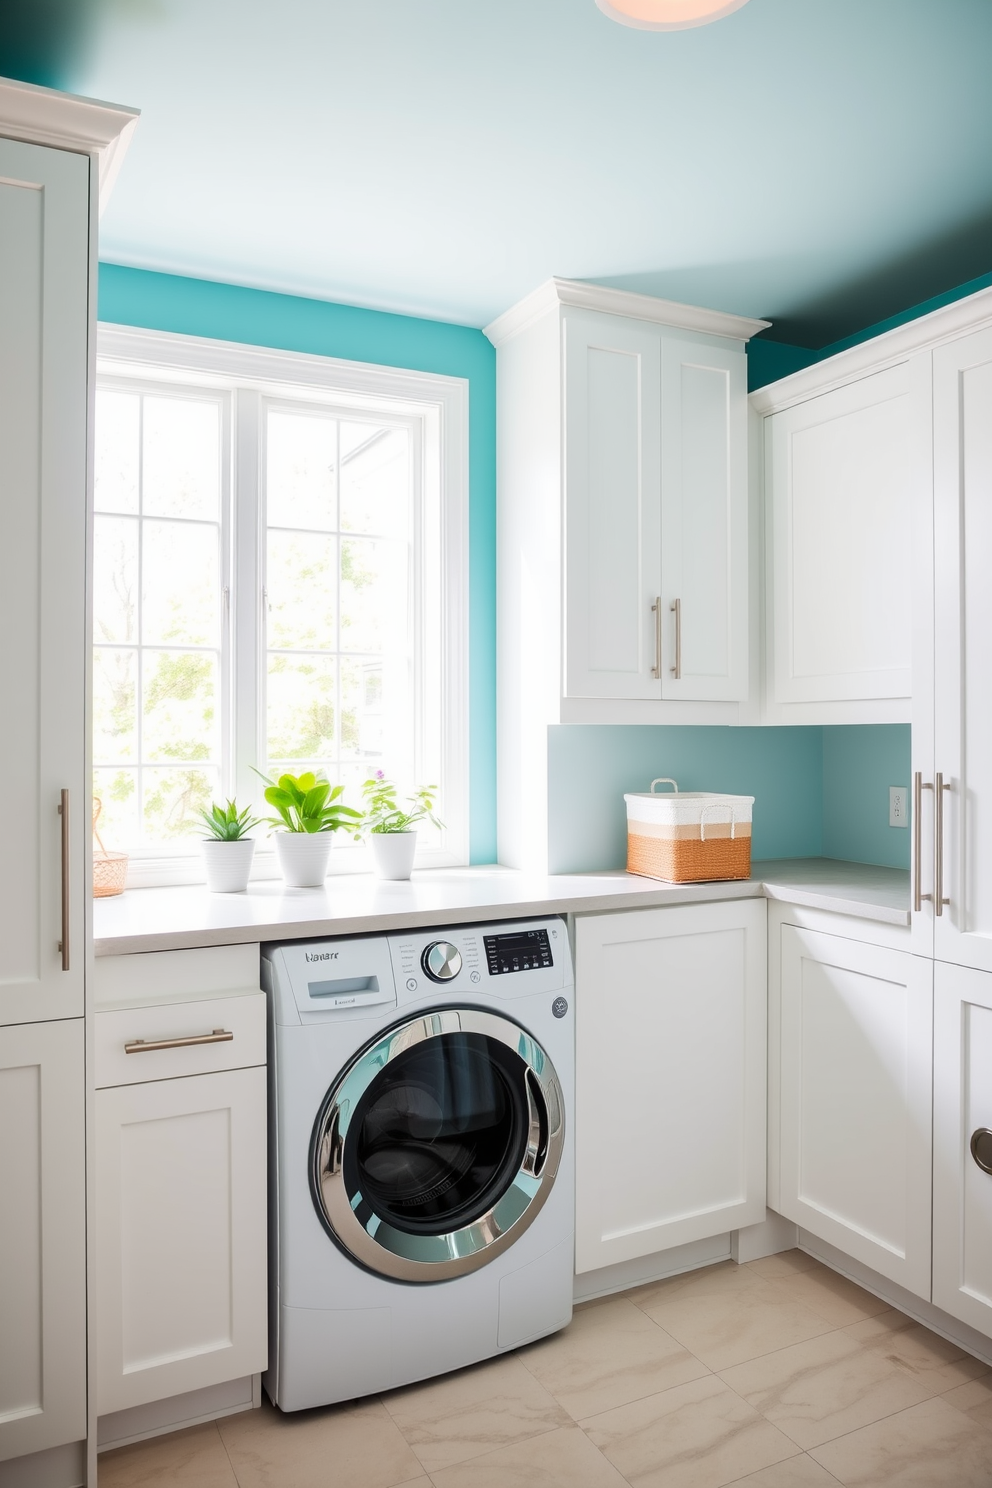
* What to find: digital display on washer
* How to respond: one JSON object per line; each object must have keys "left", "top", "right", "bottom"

{"left": 484, "top": 928, "right": 553, "bottom": 976}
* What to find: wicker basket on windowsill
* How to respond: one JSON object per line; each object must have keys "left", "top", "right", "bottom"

{"left": 92, "top": 797, "right": 128, "bottom": 897}
{"left": 625, "top": 778, "right": 755, "bottom": 884}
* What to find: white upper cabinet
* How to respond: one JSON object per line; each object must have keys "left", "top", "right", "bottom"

{"left": 761, "top": 364, "right": 913, "bottom": 720}
{"left": 0, "top": 137, "right": 90, "bottom": 1026}
{"left": 932, "top": 325, "right": 992, "bottom": 975}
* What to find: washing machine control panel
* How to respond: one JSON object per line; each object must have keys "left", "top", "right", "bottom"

{"left": 421, "top": 940, "right": 463, "bottom": 982}
{"left": 484, "top": 928, "right": 553, "bottom": 976}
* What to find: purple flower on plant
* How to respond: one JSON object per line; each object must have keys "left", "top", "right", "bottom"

{"left": 375, "top": 769, "right": 385, "bottom": 779}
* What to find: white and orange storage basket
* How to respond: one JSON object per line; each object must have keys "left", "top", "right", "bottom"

{"left": 624, "top": 778, "right": 754, "bottom": 884}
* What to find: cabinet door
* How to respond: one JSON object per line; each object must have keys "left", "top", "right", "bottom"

{"left": 96, "top": 1066, "right": 267, "bottom": 1414}
{"left": 933, "top": 328, "right": 992, "bottom": 974}
{"left": 777, "top": 926, "right": 932, "bottom": 1299}
{"left": 574, "top": 900, "right": 766, "bottom": 1274}
{"left": 563, "top": 311, "right": 662, "bottom": 700}
{"left": 0, "top": 139, "right": 89, "bottom": 1025}
{"left": 933, "top": 961, "right": 992, "bottom": 1336}
{"left": 0, "top": 1020, "right": 86, "bottom": 1463}
{"left": 766, "top": 364, "right": 912, "bottom": 706}
{"left": 660, "top": 337, "right": 748, "bottom": 701}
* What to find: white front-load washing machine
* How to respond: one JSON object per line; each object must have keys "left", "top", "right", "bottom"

{"left": 261, "top": 916, "right": 574, "bottom": 1410}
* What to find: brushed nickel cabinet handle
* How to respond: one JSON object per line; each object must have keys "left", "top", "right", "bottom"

{"left": 651, "top": 597, "right": 662, "bottom": 679}
{"left": 670, "top": 597, "right": 682, "bottom": 679}
{"left": 934, "top": 773, "right": 951, "bottom": 916}
{"left": 971, "top": 1129, "right": 992, "bottom": 1176}
{"left": 913, "top": 772, "right": 933, "bottom": 914}
{"left": 125, "top": 1028, "right": 234, "bottom": 1054}
{"left": 58, "top": 789, "right": 70, "bottom": 971}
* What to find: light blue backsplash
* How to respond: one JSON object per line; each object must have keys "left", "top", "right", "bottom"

{"left": 547, "top": 723, "right": 912, "bottom": 873}
{"left": 97, "top": 264, "right": 497, "bottom": 864}
{"left": 822, "top": 725, "right": 911, "bottom": 870}
{"left": 547, "top": 726, "right": 825, "bottom": 873}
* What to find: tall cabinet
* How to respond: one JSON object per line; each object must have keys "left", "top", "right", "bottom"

{"left": 486, "top": 279, "right": 766, "bottom": 871}
{"left": 0, "top": 81, "right": 136, "bottom": 1483}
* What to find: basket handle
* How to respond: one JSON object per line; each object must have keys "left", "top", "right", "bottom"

{"left": 699, "top": 803, "right": 737, "bottom": 842}
{"left": 650, "top": 778, "right": 679, "bottom": 794}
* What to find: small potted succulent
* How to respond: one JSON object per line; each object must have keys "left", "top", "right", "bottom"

{"left": 357, "top": 772, "right": 442, "bottom": 880}
{"left": 199, "top": 799, "right": 261, "bottom": 893}
{"left": 256, "top": 769, "right": 361, "bottom": 887}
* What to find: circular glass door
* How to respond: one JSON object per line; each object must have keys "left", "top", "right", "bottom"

{"left": 309, "top": 1008, "right": 565, "bottom": 1282}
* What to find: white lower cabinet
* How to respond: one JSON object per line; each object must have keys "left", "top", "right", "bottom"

{"left": 933, "top": 960, "right": 992, "bottom": 1335}
{"left": 0, "top": 1019, "right": 86, "bottom": 1463}
{"left": 772, "top": 918, "right": 933, "bottom": 1300}
{"left": 574, "top": 899, "right": 766, "bottom": 1274}
{"left": 95, "top": 986, "right": 267, "bottom": 1416}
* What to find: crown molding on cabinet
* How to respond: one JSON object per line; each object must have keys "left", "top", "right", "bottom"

{"left": 750, "top": 283, "right": 992, "bottom": 416}
{"left": 0, "top": 76, "right": 139, "bottom": 212}
{"left": 484, "top": 277, "right": 770, "bottom": 348}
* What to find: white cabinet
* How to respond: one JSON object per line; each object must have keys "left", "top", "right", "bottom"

{"left": 488, "top": 279, "right": 764, "bottom": 871}
{"left": 932, "top": 325, "right": 992, "bottom": 975}
{"left": 771, "top": 915, "right": 932, "bottom": 1299}
{"left": 0, "top": 1020, "right": 86, "bottom": 1463}
{"left": 94, "top": 958, "right": 267, "bottom": 1416}
{"left": 760, "top": 364, "right": 913, "bottom": 722}
{"left": 0, "top": 134, "right": 89, "bottom": 1027}
{"left": 933, "top": 960, "right": 992, "bottom": 1335}
{"left": 574, "top": 899, "right": 766, "bottom": 1274}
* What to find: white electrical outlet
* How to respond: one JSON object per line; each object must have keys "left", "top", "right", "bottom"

{"left": 889, "top": 786, "right": 909, "bottom": 828}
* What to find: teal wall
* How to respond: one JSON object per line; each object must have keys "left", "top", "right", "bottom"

{"left": 547, "top": 723, "right": 911, "bottom": 873}
{"left": 97, "top": 264, "right": 497, "bottom": 864}
{"left": 822, "top": 725, "right": 911, "bottom": 870}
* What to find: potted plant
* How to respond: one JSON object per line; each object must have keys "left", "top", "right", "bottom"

{"left": 256, "top": 770, "right": 361, "bottom": 887}
{"left": 198, "top": 799, "right": 261, "bottom": 893}
{"left": 357, "top": 772, "right": 442, "bottom": 880}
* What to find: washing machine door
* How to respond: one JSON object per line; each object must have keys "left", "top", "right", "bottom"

{"left": 309, "top": 1007, "right": 565, "bottom": 1282}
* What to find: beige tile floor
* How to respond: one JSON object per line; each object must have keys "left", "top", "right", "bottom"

{"left": 100, "top": 1252, "right": 992, "bottom": 1488}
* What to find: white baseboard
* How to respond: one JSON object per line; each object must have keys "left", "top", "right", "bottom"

{"left": 0, "top": 1442, "right": 83, "bottom": 1488}
{"left": 97, "top": 1375, "right": 260, "bottom": 1453}
{"left": 574, "top": 1233, "right": 732, "bottom": 1303}
{"left": 800, "top": 1231, "right": 992, "bottom": 1369}
{"left": 732, "top": 1209, "right": 800, "bottom": 1263}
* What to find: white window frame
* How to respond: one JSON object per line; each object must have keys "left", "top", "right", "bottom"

{"left": 96, "top": 324, "right": 470, "bottom": 885}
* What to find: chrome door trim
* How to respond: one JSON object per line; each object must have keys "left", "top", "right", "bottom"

{"left": 309, "top": 1007, "right": 565, "bottom": 1283}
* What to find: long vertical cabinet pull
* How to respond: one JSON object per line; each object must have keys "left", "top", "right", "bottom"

{"left": 934, "top": 773, "right": 951, "bottom": 916}
{"left": 670, "top": 597, "right": 681, "bottom": 679}
{"left": 651, "top": 598, "right": 662, "bottom": 679}
{"left": 58, "top": 789, "right": 70, "bottom": 970}
{"left": 913, "top": 772, "right": 933, "bottom": 914}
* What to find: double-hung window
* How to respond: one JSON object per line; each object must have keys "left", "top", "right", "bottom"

{"left": 93, "top": 328, "right": 468, "bottom": 884}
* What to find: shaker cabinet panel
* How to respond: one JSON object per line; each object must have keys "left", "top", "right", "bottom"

{"left": 661, "top": 337, "right": 748, "bottom": 701}
{"left": 933, "top": 327, "right": 992, "bottom": 975}
{"left": 933, "top": 961, "right": 992, "bottom": 1336}
{"left": 96, "top": 1065, "right": 268, "bottom": 1414}
{"left": 775, "top": 925, "right": 932, "bottom": 1299}
{"left": 0, "top": 139, "right": 89, "bottom": 1026}
{"left": 0, "top": 1019, "right": 86, "bottom": 1463}
{"left": 766, "top": 364, "right": 912, "bottom": 708}
{"left": 563, "top": 312, "right": 662, "bottom": 701}
{"left": 574, "top": 900, "right": 766, "bottom": 1274}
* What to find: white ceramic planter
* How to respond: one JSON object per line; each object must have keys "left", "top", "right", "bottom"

{"left": 368, "top": 831, "right": 418, "bottom": 881}
{"left": 201, "top": 838, "right": 255, "bottom": 893}
{"left": 274, "top": 831, "right": 333, "bottom": 887}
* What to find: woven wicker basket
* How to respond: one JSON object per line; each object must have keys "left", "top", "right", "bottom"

{"left": 625, "top": 778, "right": 754, "bottom": 884}
{"left": 92, "top": 798, "right": 128, "bottom": 897}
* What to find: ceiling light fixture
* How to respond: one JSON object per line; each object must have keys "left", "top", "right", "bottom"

{"left": 596, "top": 0, "right": 750, "bottom": 30}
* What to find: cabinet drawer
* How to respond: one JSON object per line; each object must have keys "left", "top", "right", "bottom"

{"left": 93, "top": 944, "right": 260, "bottom": 1010}
{"left": 95, "top": 993, "right": 266, "bottom": 1088}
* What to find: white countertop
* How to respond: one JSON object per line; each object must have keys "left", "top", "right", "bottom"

{"left": 93, "top": 858, "right": 910, "bottom": 956}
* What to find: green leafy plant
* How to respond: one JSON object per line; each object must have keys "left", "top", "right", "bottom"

{"left": 254, "top": 769, "right": 361, "bottom": 835}
{"left": 356, "top": 772, "right": 443, "bottom": 836}
{"left": 198, "top": 798, "right": 261, "bottom": 841}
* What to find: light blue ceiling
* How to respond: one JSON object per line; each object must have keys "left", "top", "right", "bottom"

{"left": 45, "top": 0, "right": 992, "bottom": 342}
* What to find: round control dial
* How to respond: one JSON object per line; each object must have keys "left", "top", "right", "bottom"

{"left": 421, "top": 941, "right": 463, "bottom": 982}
